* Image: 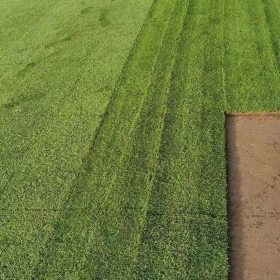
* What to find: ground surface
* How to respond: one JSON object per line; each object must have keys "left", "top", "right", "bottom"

{"left": 1, "top": 0, "right": 280, "bottom": 279}
{"left": 227, "top": 114, "right": 280, "bottom": 280}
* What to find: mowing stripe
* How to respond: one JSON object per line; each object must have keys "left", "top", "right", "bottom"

{"left": 135, "top": 0, "right": 228, "bottom": 278}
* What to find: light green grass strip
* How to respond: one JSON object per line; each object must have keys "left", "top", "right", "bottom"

{"left": 0, "top": 0, "right": 153, "bottom": 279}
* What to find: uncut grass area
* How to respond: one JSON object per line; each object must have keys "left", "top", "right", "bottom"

{"left": 1, "top": 0, "right": 280, "bottom": 279}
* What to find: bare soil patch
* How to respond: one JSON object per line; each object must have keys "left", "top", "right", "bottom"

{"left": 226, "top": 114, "right": 280, "bottom": 280}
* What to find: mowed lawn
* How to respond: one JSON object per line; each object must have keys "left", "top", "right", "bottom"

{"left": 1, "top": 0, "right": 280, "bottom": 279}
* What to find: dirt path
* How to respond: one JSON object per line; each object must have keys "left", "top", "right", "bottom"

{"left": 227, "top": 114, "right": 280, "bottom": 280}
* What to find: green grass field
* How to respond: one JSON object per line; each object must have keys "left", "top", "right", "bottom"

{"left": 1, "top": 0, "right": 280, "bottom": 279}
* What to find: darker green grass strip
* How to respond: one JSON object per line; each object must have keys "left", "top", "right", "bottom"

{"left": 135, "top": 0, "right": 228, "bottom": 279}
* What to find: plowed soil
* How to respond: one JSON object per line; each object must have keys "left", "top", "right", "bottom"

{"left": 227, "top": 114, "right": 280, "bottom": 280}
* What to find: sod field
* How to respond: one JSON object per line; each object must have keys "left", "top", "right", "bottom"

{"left": 1, "top": 0, "right": 280, "bottom": 279}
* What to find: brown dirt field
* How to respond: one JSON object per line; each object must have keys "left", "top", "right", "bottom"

{"left": 226, "top": 114, "right": 280, "bottom": 280}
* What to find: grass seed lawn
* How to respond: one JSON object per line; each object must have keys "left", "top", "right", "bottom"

{"left": 1, "top": 0, "right": 280, "bottom": 279}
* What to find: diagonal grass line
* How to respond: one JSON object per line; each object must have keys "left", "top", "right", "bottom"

{"left": 133, "top": 1, "right": 201, "bottom": 278}
{"left": 72, "top": 1, "right": 181, "bottom": 277}
{"left": 29, "top": 1, "right": 162, "bottom": 277}
{"left": 31, "top": 0, "right": 177, "bottom": 278}
{"left": 57, "top": 0, "right": 159, "bottom": 212}
{"left": 133, "top": 0, "right": 229, "bottom": 278}
{"left": 131, "top": 0, "right": 191, "bottom": 269}
{"left": 65, "top": 0, "right": 175, "bottom": 212}
{"left": 132, "top": 0, "right": 191, "bottom": 270}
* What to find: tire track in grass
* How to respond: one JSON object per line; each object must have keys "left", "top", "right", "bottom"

{"left": 61, "top": 0, "right": 159, "bottom": 212}
{"left": 135, "top": 0, "right": 228, "bottom": 278}
{"left": 61, "top": 0, "right": 173, "bottom": 215}
{"left": 78, "top": 0, "right": 186, "bottom": 271}
{"left": 62, "top": 0, "right": 171, "bottom": 211}
{"left": 130, "top": 0, "right": 194, "bottom": 277}
{"left": 135, "top": 0, "right": 205, "bottom": 278}
{"left": 80, "top": 0, "right": 191, "bottom": 278}
{"left": 32, "top": 0, "right": 177, "bottom": 279}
